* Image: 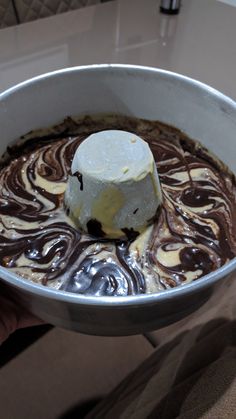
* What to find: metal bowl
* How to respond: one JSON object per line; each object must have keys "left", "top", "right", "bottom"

{"left": 0, "top": 64, "right": 235, "bottom": 336}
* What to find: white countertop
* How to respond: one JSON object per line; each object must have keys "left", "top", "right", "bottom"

{"left": 0, "top": 0, "right": 236, "bottom": 100}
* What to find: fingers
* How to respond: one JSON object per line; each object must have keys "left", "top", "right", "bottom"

{"left": 16, "top": 310, "right": 44, "bottom": 330}
{"left": 0, "top": 285, "right": 44, "bottom": 344}
{"left": 0, "top": 295, "right": 20, "bottom": 344}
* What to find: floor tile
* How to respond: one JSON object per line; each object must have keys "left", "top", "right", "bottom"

{"left": 0, "top": 328, "right": 153, "bottom": 419}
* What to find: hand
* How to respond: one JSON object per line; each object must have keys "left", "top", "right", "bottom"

{"left": 0, "top": 283, "right": 43, "bottom": 344}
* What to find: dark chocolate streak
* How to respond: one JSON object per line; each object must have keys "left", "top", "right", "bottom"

{"left": 0, "top": 115, "right": 236, "bottom": 295}
{"left": 73, "top": 171, "right": 83, "bottom": 191}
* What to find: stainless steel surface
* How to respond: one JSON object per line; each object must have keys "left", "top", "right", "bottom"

{"left": 0, "top": 64, "right": 236, "bottom": 335}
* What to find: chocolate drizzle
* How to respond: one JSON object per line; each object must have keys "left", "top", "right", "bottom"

{"left": 0, "top": 115, "right": 235, "bottom": 296}
{"left": 73, "top": 171, "right": 83, "bottom": 190}
{"left": 87, "top": 219, "right": 105, "bottom": 237}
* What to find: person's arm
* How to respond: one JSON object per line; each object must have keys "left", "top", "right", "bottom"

{"left": 0, "top": 285, "right": 42, "bottom": 344}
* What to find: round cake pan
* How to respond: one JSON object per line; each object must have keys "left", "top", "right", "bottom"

{"left": 0, "top": 64, "right": 235, "bottom": 336}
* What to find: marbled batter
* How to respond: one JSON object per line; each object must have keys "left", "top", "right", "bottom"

{"left": 0, "top": 115, "right": 235, "bottom": 295}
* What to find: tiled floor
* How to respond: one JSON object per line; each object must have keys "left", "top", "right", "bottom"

{"left": 0, "top": 328, "right": 153, "bottom": 419}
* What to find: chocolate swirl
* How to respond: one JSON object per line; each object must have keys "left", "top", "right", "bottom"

{"left": 0, "top": 115, "right": 235, "bottom": 295}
